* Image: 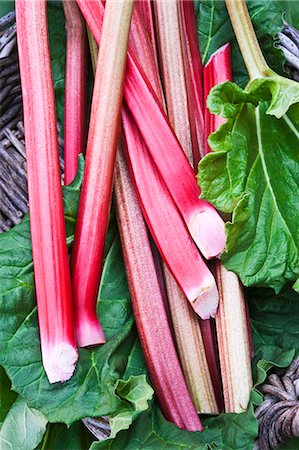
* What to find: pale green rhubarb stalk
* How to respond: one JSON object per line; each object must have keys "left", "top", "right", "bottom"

{"left": 88, "top": 35, "right": 203, "bottom": 432}
{"left": 71, "top": 0, "right": 134, "bottom": 347}
{"left": 225, "top": 0, "right": 271, "bottom": 79}
{"left": 204, "top": 42, "right": 253, "bottom": 413}
{"left": 15, "top": 0, "right": 77, "bottom": 383}
{"left": 152, "top": 1, "right": 219, "bottom": 413}
{"left": 62, "top": 0, "right": 87, "bottom": 185}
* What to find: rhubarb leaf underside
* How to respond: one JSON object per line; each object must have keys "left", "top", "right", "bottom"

{"left": 198, "top": 81, "right": 299, "bottom": 292}
{"left": 0, "top": 397, "right": 47, "bottom": 450}
{"left": 0, "top": 160, "right": 153, "bottom": 427}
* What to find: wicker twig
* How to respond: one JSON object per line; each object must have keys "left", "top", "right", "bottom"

{"left": 255, "top": 359, "right": 299, "bottom": 449}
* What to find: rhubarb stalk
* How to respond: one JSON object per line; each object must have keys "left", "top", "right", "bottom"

{"left": 71, "top": 0, "right": 134, "bottom": 347}
{"left": 204, "top": 43, "right": 253, "bottom": 412}
{"left": 15, "top": 0, "right": 77, "bottom": 383}
{"left": 122, "top": 110, "right": 219, "bottom": 319}
{"left": 150, "top": 2, "right": 219, "bottom": 412}
{"left": 63, "top": 0, "right": 87, "bottom": 185}
{"left": 89, "top": 37, "right": 203, "bottom": 432}
{"left": 204, "top": 43, "right": 232, "bottom": 154}
{"left": 77, "top": 0, "right": 226, "bottom": 260}
{"left": 154, "top": 1, "right": 194, "bottom": 164}
{"left": 115, "top": 145, "right": 203, "bottom": 431}
{"left": 179, "top": 1, "right": 205, "bottom": 165}
{"left": 225, "top": 0, "right": 271, "bottom": 80}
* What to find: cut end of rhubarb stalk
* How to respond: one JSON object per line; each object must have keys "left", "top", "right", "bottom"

{"left": 192, "top": 281, "right": 219, "bottom": 319}
{"left": 43, "top": 343, "right": 78, "bottom": 384}
{"left": 188, "top": 210, "right": 226, "bottom": 259}
{"left": 76, "top": 319, "right": 106, "bottom": 348}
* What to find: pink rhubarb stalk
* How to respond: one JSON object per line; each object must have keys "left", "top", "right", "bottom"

{"left": 76, "top": 0, "right": 226, "bottom": 260}
{"left": 134, "top": 0, "right": 158, "bottom": 66}
{"left": 204, "top": 43, "right": 232, "bottom": 154}
{"left": 115, "top": 146, "right": 203, "bottom": 431}
{"left": 179, "top": 0, "right": 205, "bottom": 165}
{"left": 122, "top": 109, "right": 219, "bottom": 319}
{"left": 87, "top": 35, "right": 202, "bottom": 431}
{"left": 16, "top": 0, "right": 77, "bottom": 383}
{"left": 204, "top": 44, "right": 253, "bottom": 412}
{"left": 71, "top": 0, "right": 134, "bottom": 347}
{"left": 63, "top": 0, "right": 87, "bottom": 185}
{"left": 150, "top": 2, "right": 219, "bottom": 411}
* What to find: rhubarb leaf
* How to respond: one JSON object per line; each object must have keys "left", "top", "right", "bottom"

{"left": 196, "top": 0, "right": 285, "bottom": 87}
{"left": 109, "top": 375, "right": 154, "bottom": 438}
{"left": 198, "top": 81, "right": 299, "bottom": 291}
{"left": 0, "top": 168, "right": 152, "bottom": 427}
{"left": 0, "top": 397, "right": 47, "bottom": 450}
{"left": 0, "top": 367, "right": 17, "bottom": 429}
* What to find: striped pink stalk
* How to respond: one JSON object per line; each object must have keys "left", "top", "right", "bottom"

{"left": 122, "top": 109, "right": 219, "bottom": 319}
{"left": 16, "top": 0, "right": 77, "bottom": 383}
{"left": 115, "top": 146, "right": 203, "bottom": 431}
{"left": 63, "top": 0, "right": 87, "bottom": 185}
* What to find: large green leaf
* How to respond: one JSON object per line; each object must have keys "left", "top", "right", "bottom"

{"left": 0, "top": 162, "right": 152, "bottom": 427}
{"left": 0, "top": 397, "right": 47, "bottom": 450}
{"left": 198, "top": 81, "right": 299, "bottom": 291}
{"left": 195, "top": 0, "right": 285, "bottom": 87}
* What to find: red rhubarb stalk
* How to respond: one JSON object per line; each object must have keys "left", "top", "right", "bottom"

{"left": 63, "top": 0, "right": 87, "bottom": 185}
{"left": 179, "top": 0, "right": 205, "bottom": 165}
{"left": 76, "top": 0, "right": 226, "bottom": 261}
{"left": 122, "top": 109, "right": 219, "bottom": 319}
{"left": 149, "top": 2, "right": 219, "bottom": 411}
{"left": 134, "top": 0, "right": 158, "bottom": 67}
{"left": 129, "top": 4, "right": 163, "bottom": 101}
{"left": 87, "top": 34, "right": 203, "bottom": 431}
{"left": 115, "top": 145, "right": 203, "bottom": 431}
{"left": 204, "top": 44, "right": 253, "bottom": 412}
{"left": 71, "top": 0, "right": 134, "bottom": 347}
{"left": 204, "top": 43, "right": 232, "bottom": 154}
{"left": 16, "top": 0, "right": 77, "bottom": 383}
{"left": 124, "top": 54, "right": 225, "bottom": 260}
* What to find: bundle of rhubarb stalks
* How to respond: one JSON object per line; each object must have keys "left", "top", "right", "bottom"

{"left": 10, "top": 0, "right": 260, "bottom": 434}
